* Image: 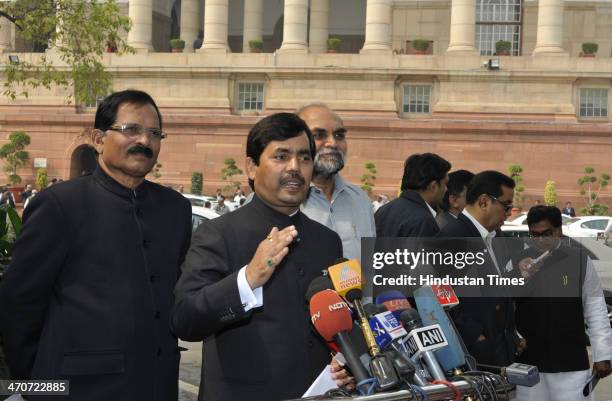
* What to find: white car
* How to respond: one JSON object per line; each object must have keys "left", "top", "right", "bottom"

{"left": 183, "top": 193, "right": 238, "bottom": 212}
{"left": 505, "top": 212, "right": 572, "bottom": 226}
{"left": 563, "top": 216, "right": 612, "bottom": 238}
{"left": 191, "top": 206, "right": 220, "bottom": 232}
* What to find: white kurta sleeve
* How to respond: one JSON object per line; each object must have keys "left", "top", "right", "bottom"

{"left": 583, "top": 257, "right": 612, "bottom": 363}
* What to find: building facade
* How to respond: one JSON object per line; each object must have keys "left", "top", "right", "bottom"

{"left": 0, "top": 0, "right": 610, "bottom": 207}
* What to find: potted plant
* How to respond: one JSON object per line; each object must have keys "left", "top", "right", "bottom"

{"left": 326, "top": 37, "right": 342, "bottom": 53}
{"left": 412, "top": 39, "right": 430, "bottom": 55}
{"left": 508, "top": 164, "right": 526, "bottom": 214}
{"left": 248, "top": 40, "right": 263, "bottom": 53}
{"left": 580, "top": 42, "right": 598, "bottom": 58}
{"left": 170, "top": 38, "right": 185, "bottom": 53}
{"left": 495, "top": 40, "right": 511, "bottom": 56}
{"left": 106, "top": 39, "right": 117, "bottom": 53}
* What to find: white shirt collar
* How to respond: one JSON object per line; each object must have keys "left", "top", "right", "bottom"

{"left": 462, "top": 209, "right": 496, "bottom": 241}
{"left": 426, "top": 202, "right": 437, "bottom": 218}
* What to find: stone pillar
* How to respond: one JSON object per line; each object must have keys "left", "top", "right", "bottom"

{"left": 181, "top": 0, "right": 200, "bottom": 52}
{"left": 279, "top": 0, "right": 309, "bottom": 52}
{"left": 446, "top": 0, "right": 477, "bottom": 53}
{"left": 0, "top": 15, "right": 12, "bottom": 53}
{"left": 360, "top": 0, "right": 392, "bottom": 53}
{"left": 532, "top": 0, "right": 565, "bottom": 54}
{"left": 128, "top": 0, "right": 154, "bottom": 52}
{"left": 243, "top": 0, "right": 263, "bottom": 53}
{"left": 200, "top": 0, "right": 229, "bottom": 52}
{"left": 309, "top": 0, "right": 329, "bottom": 53}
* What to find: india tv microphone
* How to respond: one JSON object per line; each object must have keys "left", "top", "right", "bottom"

{"left": 400, "top": 309, "right": 448, "bottom": 381}
{"left": 375, "top": 290, "right": 413, "bottom": 321}
{"left": 309, "top": 289, "right": 370, "bottom": 386}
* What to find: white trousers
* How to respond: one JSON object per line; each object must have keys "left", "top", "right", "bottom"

{"left": 514, "top": 370, "right": 592, "bottom": 401}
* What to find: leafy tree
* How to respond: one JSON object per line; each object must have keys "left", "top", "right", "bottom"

{"left": 0, "top": 0, "right": 133, "bottom": 105}
{"left": 221, "top": 158, "right": 243, "bottom": 194}
{"left": 578, "top": 167, "right": 609, "bottom": 216}
{"left": 191, "top": 172, "right": 203, "bottom": 195}
{"left": 544, "top": 180, "right": 557, "bottom": 206}
{"left": 360, "top": 161, "right": 377, "bottom": 197}
{"left": 36, "top": 168, "right": 48, "bottom": 190}
{"left": 508, "top": 164, "right": 525, "bottom": 207}
{"left": 0, "top": 131, "right": 31, "bottom": 185}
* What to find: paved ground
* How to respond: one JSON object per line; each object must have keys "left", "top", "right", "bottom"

{"left": 178, "top": 340, "right": 612, "bottom": 400}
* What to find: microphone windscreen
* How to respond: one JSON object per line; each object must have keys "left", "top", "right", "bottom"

{"left": 363, "top": 303, "right": 378, "bottom": 319}
{"left": 376, "top": 290, "right": 413, "bottom": 320}
{"left": 310, "top": 289, "right": 353, "bottom": 341}
{"left": 400, "top": 309, "right": 422, "bottom": 331}
{"left": 306, "top": 276, "right": 334, "bottom": 302}
{"left": 345, "top": 288, "right": 363, "bottom": 303}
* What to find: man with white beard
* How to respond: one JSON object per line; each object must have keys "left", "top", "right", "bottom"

{"left": 297, "top": 103, "right": 376, "bottom": 262}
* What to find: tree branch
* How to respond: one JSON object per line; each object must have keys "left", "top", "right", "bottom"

{"left": 0, "top": 11, "right": 23, "bottom": 31}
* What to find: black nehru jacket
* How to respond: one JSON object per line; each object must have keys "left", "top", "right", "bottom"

{"left": 375, "top": 190, "right": 440, "bottom": 237}
{"left": 171, "top": 194, "right": 343, "bottom": 401}
{"left": 515, "top": 244, "right": 589, "bottom": 372}
{"left": 0, "top": 167, "right": 192, "bottom": 401}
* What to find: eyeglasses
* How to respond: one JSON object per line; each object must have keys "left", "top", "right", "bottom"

{"left": 106, "top": 123, "right": 166, "bottom": 140}
{"left": 486, "top": 194, "right": 513, "bottom": 213}
{"left": 312, "top": 129, "right": 347, "bottom": 142}
{"left": 528, "top": 229, "right": 555, "bottom": 238}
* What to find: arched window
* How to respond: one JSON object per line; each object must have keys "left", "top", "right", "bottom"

{"left": 476, "top": 0, "right": 522, "bottom": 55}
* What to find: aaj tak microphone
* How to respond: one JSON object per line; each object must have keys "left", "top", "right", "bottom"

{"left": 400, "top": 308, "right": 448, "bottom": 381}
{"left": 414, "top": 285, "right": 469, "bottom": 372}
{"left": 328, "top": 259, "right": 399, "bottom": 392}
{"left": 309, "top": 288, "right": 371, "bottom": 387}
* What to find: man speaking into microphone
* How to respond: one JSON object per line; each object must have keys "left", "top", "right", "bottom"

{"left": 171, "top": 113, "right": 350, "bottom": 401}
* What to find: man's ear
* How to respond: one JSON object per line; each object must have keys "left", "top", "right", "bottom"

{"left": 245, "top": 157, "right": 257, "bottom": 181}
{"left": 92, "top": 129, "right": 105, "bottom": 154}
{"left": 478, "top": 194, "right": 489, "bottom": 209}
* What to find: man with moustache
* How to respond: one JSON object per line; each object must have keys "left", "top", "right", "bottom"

{"left": 171, "top": 113, "right": 350, "bottom": 401}
{"left": 0, "top": 90, "right": 192, "bottom": 401}
{"left": 297, "top": 103, "right": 376, "bottom": 262}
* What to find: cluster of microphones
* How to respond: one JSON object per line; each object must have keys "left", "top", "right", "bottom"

{"left": 305, "top": 258, "right": 540, "bottom": 399}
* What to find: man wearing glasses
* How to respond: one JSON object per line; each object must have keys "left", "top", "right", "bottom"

{"left": 514, "top": 206, "right": 612, "bottom": 401}
{"left": 438, "top": 170, "right": 520, "bottom": 366}
{"left": 297, "top": 103, "right": 376, "bottom": 262}
{"left": 0, "top": 90, "right": 192, "bottom": 401}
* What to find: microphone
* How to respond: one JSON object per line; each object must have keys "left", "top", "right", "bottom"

{"left": 375, "top": 290, "right": 413, "bottom": 321}
{"left": 328, "top": 259, "right": 399, "bottom": 391}
{"left": 364, "top": 303, "right": 429, "bottom": 386}
{"left": 306, "top": 276, "right": 334, "bottom": 303}
{"left": 400, "top": 309, "right": 448, "bottom": 381}
{"left": 309, "top": 289, "right": 371, "bottom": 386}
{"left": 477, "top": 363, "right": 540, "bottom": 387}
{"left": 413, "top": 286, "right": 470, "bottom": 372}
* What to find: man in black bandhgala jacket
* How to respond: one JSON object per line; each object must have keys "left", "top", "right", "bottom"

{"left": 0, "top": 90, "right": 192, "bottom": 401}
{"left": 171, "top": 113, "right": 349, "bottom": 401}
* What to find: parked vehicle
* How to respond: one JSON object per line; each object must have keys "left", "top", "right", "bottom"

{"left": 563, "top": 216, "right": 612, "bottom": 239}
{"left": 191, "top": 206, "right": 220, "bottom": 232}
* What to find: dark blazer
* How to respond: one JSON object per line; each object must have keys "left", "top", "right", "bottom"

{"left": 171, "top": 195, "right": 343, "bottom": 401}
{"left": 0, "top": 167, "right": 192, "bottom": 401}
{"left": 437, "top": 213, "right": 516, "bottom": 366}
{"left": 562, "top": 207, "right": 576, "bottom": 217}
{"left": 375, "top": 190, "right": 439, "bottom": 237}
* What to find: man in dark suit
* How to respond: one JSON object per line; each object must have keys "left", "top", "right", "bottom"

{"left": 375, "top": 153, "right": 451, "bottom": 237}
{"left": 436, "top": 169, "right": 475, "bottom": 230}
{"left": 438, "top": 170, "right": 520, "bottom": 366}
{"left": 171, "top": 113, "right": 350, "bottom": 401}
{"left": 562, "top": 201, "right": 576, "bottom": 217}
{"left": 0, "top": 90, "right": 192, "bottom": 401}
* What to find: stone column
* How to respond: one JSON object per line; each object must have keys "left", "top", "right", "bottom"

{"left": 309, "top": 0, "right": 329, "bottom": 53}
{"left": 243, "top": 0, "right": 263, "bottom": 53}
{"left": 181, "top": 0, "right": 200, "bottom": 52}
{"left": 532, "top": 0, "right": 565, "bottom": 54}
{"left": 128, "top": 0, "right": 154, "bottom": 52}
{"left": 446, "top": 0, "right": 477, "bottom": 53}
{"left": 279, "top": 0, "right": 309, "bottom": 52}
{"left": 200, "top": 0, "right": 229, "bottom": 52}
{"left": 0, "top": 15, "right": 12, "bottom": 53}
{"left": 360, "top": 0, "right": 392, "bottom": 53}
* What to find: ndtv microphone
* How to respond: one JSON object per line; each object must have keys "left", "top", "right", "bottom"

{"left": 309, "top": 289, "right": 370, "bottom": 386}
